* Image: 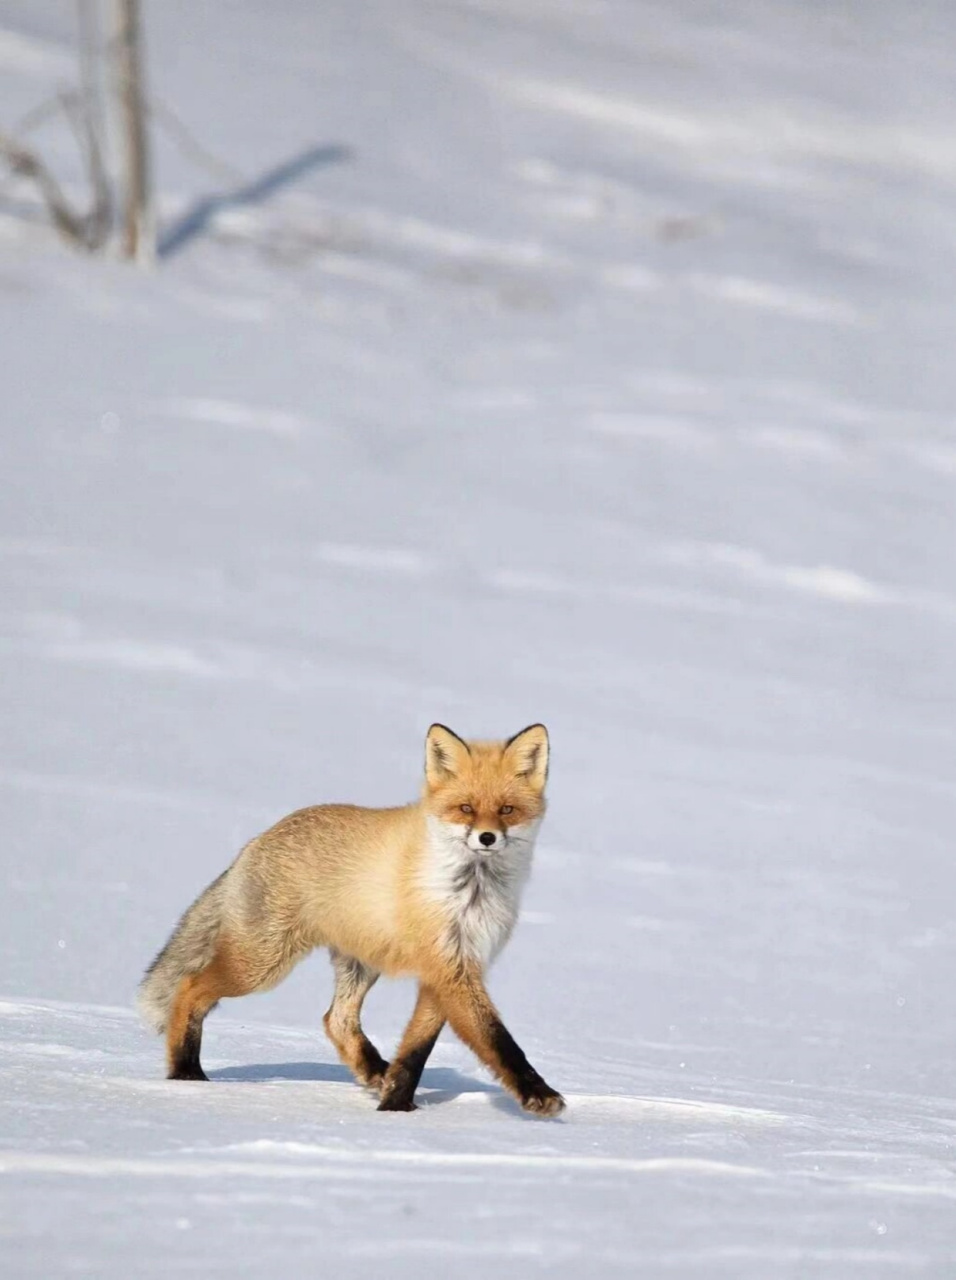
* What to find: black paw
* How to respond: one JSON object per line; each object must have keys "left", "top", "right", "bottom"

{"left": 359, "top": 1043, "right": 390, "bottom": 1087}
{"left": 377, "top": 1092, "right": 418, "bottom": 1112}
{"left": 519, "top": 1080, "right": 565, "bottom": 1117}
{"left": 168, "top": 1064, "right": 209, "bottom": 1082}
{"left": 360, "top": 1067, "right": 389, "bottom": 1090}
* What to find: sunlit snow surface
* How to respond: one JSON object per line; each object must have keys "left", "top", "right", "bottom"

{"left": 1, "top": 1, "right": 955, "bottom": 1275}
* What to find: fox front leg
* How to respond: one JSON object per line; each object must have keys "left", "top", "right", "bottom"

{"left": 436, "top": 970, "right": 565, "bottom": 1117}
{"left": 378, "top": 985, "right": 445, "bottom": 1112}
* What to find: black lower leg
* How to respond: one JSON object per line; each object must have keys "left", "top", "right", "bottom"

{"left": 489, "top": 1019, "right": 553, "bottom": 1102}
{"left": 168, "top": 1013, "right": 208, "bottom": 1081}
{"left": 358, "top": 1035, "right": 389, "bottom": 1083}
{"left": 377, "top": 1030, "right": 441, "bottom": 1112}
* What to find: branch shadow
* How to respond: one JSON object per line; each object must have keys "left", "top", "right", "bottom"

{"left": 158, "top": 142, "right": 352, "bottom": 259}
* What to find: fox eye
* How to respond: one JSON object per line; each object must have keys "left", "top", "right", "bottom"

{"left": 460, "top": 804, "right": 473, "bottom": 815}
{"left": 499, "top": 805, "right": 514, "bottom": 816}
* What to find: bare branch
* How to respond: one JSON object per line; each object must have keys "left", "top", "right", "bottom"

{"left": 114, "top": 0, "right": 154, "bottom": 264}
{"left": 148, "top": 95, "right": 244, "bottom": 187}
{"left": 0, "top": 1, "right": 113, "bottom": 252}
{"left": 0, "top": 90, "right": 111, "bottom": 251}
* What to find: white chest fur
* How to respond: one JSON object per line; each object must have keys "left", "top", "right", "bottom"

{"left": 423, "top": 816, "right": 539, "bottom": 966}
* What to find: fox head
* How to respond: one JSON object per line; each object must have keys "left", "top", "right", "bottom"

{"left": 423, "top": 723, "right": 549, "bottom": 855}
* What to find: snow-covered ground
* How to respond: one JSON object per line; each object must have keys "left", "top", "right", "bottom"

{"left": 2, "top": 1, "right": 955, "bottom": 1275}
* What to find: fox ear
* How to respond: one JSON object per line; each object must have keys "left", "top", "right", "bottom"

{"left": 425, "top": 724, "right": 471, "bottom": 785}
{"left": 504, "top": 723, "right": 549, "bottom": 789}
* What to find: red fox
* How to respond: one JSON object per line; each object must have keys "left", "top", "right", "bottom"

{"left": 139, "top": 723, "right": 564, "bottom": 1115}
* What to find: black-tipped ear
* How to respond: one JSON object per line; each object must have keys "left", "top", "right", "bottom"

{"left": 425, "top": 724, "right": 471, "bottom": 785}
{"left": 504, "top": 723, "right": 549, "bottom": 788}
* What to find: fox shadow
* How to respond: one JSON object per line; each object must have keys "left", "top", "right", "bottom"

{"left": 208, "top": 1060, "right": 497, "bottom": 1105}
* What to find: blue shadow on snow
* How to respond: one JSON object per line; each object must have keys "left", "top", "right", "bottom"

{"left": 158, "top": 142, "right": 352, "bottom": 259}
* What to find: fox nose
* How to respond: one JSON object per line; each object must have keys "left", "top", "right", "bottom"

{"left": 478, "top": 831, "right": 497, "bottom": 848}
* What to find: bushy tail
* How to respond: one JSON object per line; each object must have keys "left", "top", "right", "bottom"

{"left": 137, "top": 870, "right": 229, "bottom": 1033}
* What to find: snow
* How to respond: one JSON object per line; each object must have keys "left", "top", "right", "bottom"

{"left": 1, "top": 0, "right": 955, "bottom": 1274}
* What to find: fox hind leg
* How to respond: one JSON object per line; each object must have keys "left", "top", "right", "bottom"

{"left": 167, "top": 989, "right": 207, "bottom": 1081}
{"left": 323, "top": 950, "right": 387, "bottom": 1087}
{"left": 165, "top": 942, "right": 253, "bottom": 1080}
